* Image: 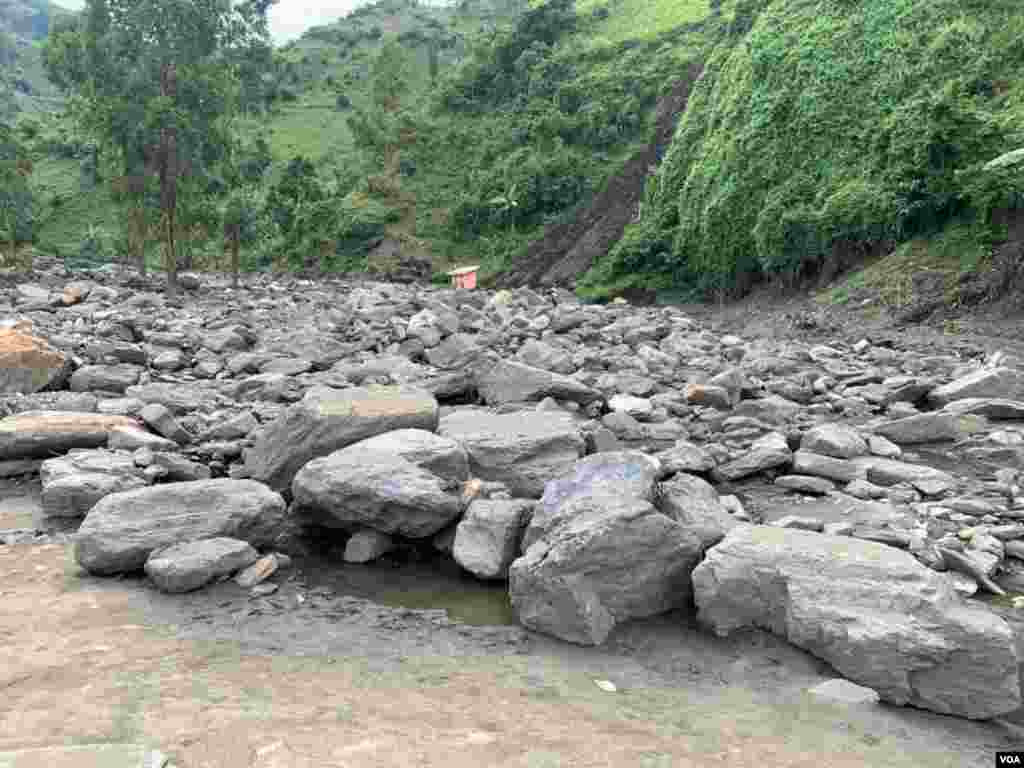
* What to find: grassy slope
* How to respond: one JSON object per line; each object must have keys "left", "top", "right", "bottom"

{"left": 583, "top": 0, "right": 1024, "bottom": 300}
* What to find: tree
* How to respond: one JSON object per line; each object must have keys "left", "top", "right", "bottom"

{"left": 0, "top": 120, "right": 34, "bottom": 268}
{"left": 44, "top": 0, "right": 274, "bottom": 296}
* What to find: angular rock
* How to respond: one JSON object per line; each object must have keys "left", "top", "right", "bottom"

{"left": 516, "top": 339, "right": 575, "bottom": 375}
{"left": 244, "top": 385, "right": 439, "bottom": 493}
{"left": 657, "top": 472, "right": 736, "bottom": 551}
{"left": 291, "top": 445, "right": 462, "bottom": 538}
{"left": 0, "top": 412, "right": 144, "bottom": 460}
{"left": 524, "top": 451, "right": 661, "bottom": 550}
{"left": 655, "top": 439, "right": 715, "bottom": 475}
{"left": 0, "top": 326, "right": 68, "bottom": 394}
{"left": 929, "top": 367, "right": 1024, "bottom": 407}
{"left": 343, "top": 529, "right": 397, "bottom": 563}
{"left": 943, "top": 398, "right": 1024, "bottom": 421}
{"left": 775, "top": 475, "right": 836, "bottom": 495}
{"left": 438, "top": 410, "right": 585, "bottom": 497}
{"left": 75, "top": 479, "right": 286, "bottom": 575}
{"left": 139, "top": 403, "right": 191, "bottom": 444}
{"left": 475, "top": 359, "right": 601, "bottom": 406}
{"left": 40, "top": 449, "right": 149, "bottom": 518}
{"left": 107, "top": 427, "right": 178, "bottom": 452}
{"left": 801, "top": 424, "right": 867, "bottom": 459}
{"left": 125, "top": 383, "right": 210, "bottom": 416}
{"left": 423, "top": 333, "right": 481, "bottom": 370}
{"left": 808, "top": 679, "right": 880, "bottom": 706}
{"left": 684, "top": 383, "right": 732, "bottom": 410}
{"left": 717, "top": 432, "right": 792, "bottom": 481}
{"left": 144, "top": 538, "right": 259, "bottom": 593}
{"left": 235, "top": 554, "right": 278, "bottom": 587}
{"left": 693, "top": 525, "right": 1020, "bottom": 719}
{"left": 453, "top": 499, "right": 534, "bottom": 579}
{"left": 791, "top": 451, "right": 868, "bottom": 484}
{"left": 510, "top": 497, "right": 703, "bottom": 646}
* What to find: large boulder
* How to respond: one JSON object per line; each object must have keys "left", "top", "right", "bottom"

{"left": 0, "top": 411, "right": 144, "bottom": 460}
{"left": 693, "top": 525, "right": 1020, "bottom": 719}
{"left": 438, "top": 410, "right": 585, "bottom": 497}
{"left": 75, "top": 479, "right": 286, "bottom": 575}
{"left": 928, "top": 367, "right": 1024, "bottom": 407}
{"left": 291, "top": 444, "right": 463, "bottom": 538}
{"left": 509, "top": 497, "right": 703, "bottom": 646}
{"left": 40, "top": 449, "right": 149, "bottom": 518}
{"left": 800, "top": 424, "right": 867, "bottom": 459}
{"left": 717, "top": 431, "right": 793, "bottom": 480}
{"left": 475, "top": 359, "right": 602, "bottom": 406}
{"left": 0, "top": 325, "right": 69, "bottom": 394}
{"left": 453, "top": 499, "right": 534, "bottom": 579}
{"left": 523, "top": 451, "right": 662, "bottom": 551}
{"left": 352, "top": 429, "right": 469, "bottom": 483}
{"left": 243, "top": 385, "right": 439, "bottom": 493}
{"left": 144, "top": 538, "right": 259, "bottom": 594}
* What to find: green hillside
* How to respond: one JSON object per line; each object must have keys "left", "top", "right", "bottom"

{"left": 583, "top": 0, "right": 1024, "bottom": 302}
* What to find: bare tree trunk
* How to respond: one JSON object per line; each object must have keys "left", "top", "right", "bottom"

{"left": 159, "top": 62, "right": 179, "bottom": 298}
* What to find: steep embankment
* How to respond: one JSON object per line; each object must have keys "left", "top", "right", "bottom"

{"left": 582, "top": 0, "right": 1024, "bottom": 302}
{"left": 497, "top": 61, "right": 702, "bottom": 289}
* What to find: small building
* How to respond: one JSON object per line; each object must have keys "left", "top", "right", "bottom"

{"left": 447, "top": 265, "right": 479, "bottom": 290}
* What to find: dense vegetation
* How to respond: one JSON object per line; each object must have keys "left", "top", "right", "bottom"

{"left": 583, "top": 0, "right": 1024, "bottom": 299}
{"left": 4, "top": 0, "right": 1023, "bottom": 308}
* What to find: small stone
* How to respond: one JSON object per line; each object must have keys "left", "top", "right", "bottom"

{"left": 235, "top": 555, "right": 278, "bottom": 588}
{"left": 250, "top": 582, "right": 279, "bottom": 596}
{"left": 770, "top": 515, "right": 825, "bottom": 532}
{"left": 808, "top": 678, "right": 879, "bottom": 706}
{"left": 774, "top": 475, "right": 835, "bottom": 495}
{"left": 594, "top": 679, "right": 618, "bottom": 693}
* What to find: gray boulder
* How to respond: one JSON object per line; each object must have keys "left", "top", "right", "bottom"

{"left": 75, "top": 479, "right": 286, "bottom": 575}
{"left": 353, "top": 429, "right": 469, "bottom": 483}
{"left": 850, "top": 456, "right": 956, "bottom": 495}
{"left": 291, "top": 445, "right": 462, "bottom": 538}
{"left": 124, "top": 382, "right": 211, "bottom": 415}
{"left": 523, "top": 451, "right": 662, "bottom": 551}
{"left": 423, "top": 333, "right": 481, "bottom": 370}
{"left": 40, "top": 449, "right": 149, "bottom": 518}
{"left": 655, "top": 439, "right": 715, "bottom": 475}
{"left": 343, "top": 528, "right": 397, "bottom": 563}
{"left": 453, "top": 499, "right": 534, "bottom": 579}
{"left": 145, "top": 538, "right": 259, "bottom": 593}
{"left": 243, "top": 385, "right": 439, "bottom": 492}
{"left": 657, "top": 472, "right": 736, "bottom": 550}
{"left": 510, "top": 497, "right": 703, "bottom": 645}
{"left": 475, "top": 359, "right": 601, "bottom": 406}
{"left": 515, "top": 339, "right": 575, "bottom": 375}
{"left": 438, "top": 410, "right": 585, "bottom": 497}
{"left": 693, "top": 525, "right": 1020, "bottom": 719}
{"left": 801, "top": 424, "right": 867, "bottom": 458}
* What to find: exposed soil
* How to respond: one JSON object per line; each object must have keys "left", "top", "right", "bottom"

{"left": 1, "top": 479, "right": 1022, "bottom": 767}
{"left": 497, "top": 64, "right": 704, "bottom": 289}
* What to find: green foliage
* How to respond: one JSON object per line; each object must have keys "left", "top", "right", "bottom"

{"left": 590, "top": 0, "right": 1024, "bottom": 296}
{"left": 0, "top": 119, "right": 35, "bottom": 262}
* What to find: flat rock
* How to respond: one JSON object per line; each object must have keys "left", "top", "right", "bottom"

{"left": 40, "top": 449, "right": 149, "bottom": 518}
{"left": 928, "top": 367, "right": 1024, "bottom": 407}
{"left": 144, "top": 538, "right": 259, "bottom": 593}
{"left": 0, "top": 411, "right": 144, "bottom": 460}
{"left": 291, "top": 444, "right": 462, "bottom": 538}
{"left": 943, "top": 398, "right": 1024, "bottom": 421}
{"left": 124, "top": 383, "right": 211, "bottom": 416}
{"left": 693, "top": 525, "right": 1020, "bottom": 719}
{"left": 75, "top": 479, "right": 286, "bottom": 575}
{"left": 510, "top": 497, "right": 703, "bottom": 646}
{"left": 69, "top": 364, "right": 142, "bottom": 394}
{"left": 774, "top": 475, "right": 836, "bottom": 495}
{"left": 352, "top": 429, "right": 469, "bottom": 483}
{"left": 243, "top": 385, "right": 439, "bottom": 492}
{"left": 453, "top": 499, "right": 534, "bottom": 579}
{"left": 872, "top": 413, "right": 987, "bottom": 444}
{"left": 438, "top": 410, "right": 585, "bottom": 497}
{"left": 791, "top": 451, "right": 867, "bottom": 483}
{"left": 524, "top": 451, "right": 661, "bottom": 550}
{"left": 475, "top": 359, "right": 602, "bottom": 406}
{"left": 851, "top": 456, "right": 957, "bottom": 495}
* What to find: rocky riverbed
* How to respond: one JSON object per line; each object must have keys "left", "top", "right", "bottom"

{"left": 3, "top": 261, "right": 1024, "bottom": 754}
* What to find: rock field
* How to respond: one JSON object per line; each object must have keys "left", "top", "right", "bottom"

{"left": 3, "top": 262, "right": 1024, "bottom": 720}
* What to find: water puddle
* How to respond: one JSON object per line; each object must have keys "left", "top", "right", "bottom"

{"left": 295, "top": 552, "right": 517, "bottom": 626}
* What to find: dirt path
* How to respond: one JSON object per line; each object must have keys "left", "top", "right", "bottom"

{"left": 0, "top": 539, "right": 1019, "bottom": 768}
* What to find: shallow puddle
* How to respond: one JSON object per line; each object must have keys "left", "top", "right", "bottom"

{"left": 295, "top": 552, "right": 517, "bottom": 626}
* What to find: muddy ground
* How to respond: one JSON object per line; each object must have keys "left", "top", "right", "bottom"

{"left": 2, "top": 473, "right": 1023, "bottom": 768}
